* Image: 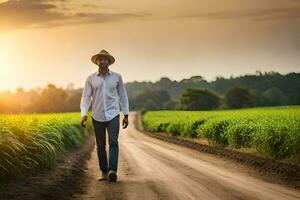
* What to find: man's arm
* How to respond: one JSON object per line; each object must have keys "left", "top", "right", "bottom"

{"left": 80, "top": 76, "right": 93, "bottom": 118}
{"left": 117, "top": 74, "right": 129, "bottom": 117}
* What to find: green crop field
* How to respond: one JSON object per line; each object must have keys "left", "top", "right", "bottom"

{"left": 142, "top": 106, "right": 300, "bottom": 162}
{"left": 0, "top": 112, "right": 93, "bottom": 182}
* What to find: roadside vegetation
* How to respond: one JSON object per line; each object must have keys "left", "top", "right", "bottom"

{"left": 0, "top": 112, "right": 93, "bottom": 182}
{"left": 142, "top": 106, "right": 300, "bottom": 163}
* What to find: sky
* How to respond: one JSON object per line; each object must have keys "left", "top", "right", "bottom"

{"left": 0, "top": 0, "right": 300, "bottom": 92}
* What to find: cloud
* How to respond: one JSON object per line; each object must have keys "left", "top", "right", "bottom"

{"left": 170, "top": 6, "right": 300, "bottom": 21}
{"left": 0, "top": 0, "right": 150, "bottom": 31}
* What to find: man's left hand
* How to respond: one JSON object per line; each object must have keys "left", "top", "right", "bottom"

{"left": 122, "top": 117, "right": 129, "bottom": 129}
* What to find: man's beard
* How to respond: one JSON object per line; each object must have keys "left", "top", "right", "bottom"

{"left": 99, "top": 63, "right": 109, "bottom": 69}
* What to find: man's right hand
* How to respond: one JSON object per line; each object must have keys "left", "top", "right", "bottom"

{"left": 81, "top": 115, "right": 88, "bottom": 127}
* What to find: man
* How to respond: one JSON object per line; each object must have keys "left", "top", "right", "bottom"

{"left": 80, "top": 49, "right": 129, "bottom": 182}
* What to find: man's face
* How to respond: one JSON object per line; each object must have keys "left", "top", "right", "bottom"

{"left": 97, "top": 56, "right": 110, "bottom": 69}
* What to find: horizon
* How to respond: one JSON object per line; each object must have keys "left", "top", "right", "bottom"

{"left": 0, "top": 69, "right": 297, "bottom": 93}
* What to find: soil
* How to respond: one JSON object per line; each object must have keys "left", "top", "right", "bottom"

{"left": 135, "top": 112, "right": 300, "bottom": 190}
{"left": 0, "top": 132, "right": 95, "bottom": 200}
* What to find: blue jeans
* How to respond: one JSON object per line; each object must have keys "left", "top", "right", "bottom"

{"left": 92, "top": 114, "right": 120, "bottom": 173}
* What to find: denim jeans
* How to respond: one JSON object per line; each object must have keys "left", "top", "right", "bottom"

{"left": 92, "top": 114, "right": 120, "bottom": 173}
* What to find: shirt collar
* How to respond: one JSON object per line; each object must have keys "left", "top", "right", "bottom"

{"left": 96, "top": 69, "right": 112, "bottom": 76}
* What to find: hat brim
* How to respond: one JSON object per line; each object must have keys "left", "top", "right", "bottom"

{"left": 91, "top": 54, "right": 115, "bottom": 66}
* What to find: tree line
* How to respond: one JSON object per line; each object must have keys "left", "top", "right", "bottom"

{"left": 0, "top": 71, "right": 299, "bottom": 113}
{"left": 129, "top": 71, "right": 300, "bottom": 110}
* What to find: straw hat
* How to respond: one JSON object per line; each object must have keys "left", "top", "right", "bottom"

{"left": 91, "top": 50, "right": 115, "bottom": 66}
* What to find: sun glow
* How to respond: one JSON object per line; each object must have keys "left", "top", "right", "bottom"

{"left": 0, "top": 44, "right": 12, "bottom": 91}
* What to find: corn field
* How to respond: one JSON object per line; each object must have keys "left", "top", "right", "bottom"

{"left": 0, "top": 112, "right": 93, "bottom": 182}
{"left": 142, "top": 106, "right": 300, "bottom": 162}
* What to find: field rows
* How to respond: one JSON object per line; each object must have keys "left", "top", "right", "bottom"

{"left": 0, "top": 112, "right": 93, "bottom": 182}
{"left": 142, "top": 106, "right": 300, "bottom": 162}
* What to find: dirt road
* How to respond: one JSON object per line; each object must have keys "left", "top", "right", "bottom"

{"left": 73, "top": 112, "right": 300, "bottom": 200}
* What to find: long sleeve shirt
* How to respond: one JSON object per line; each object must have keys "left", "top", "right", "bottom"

{"left": 80, "top": 69, "right": 129, "bottom": 122}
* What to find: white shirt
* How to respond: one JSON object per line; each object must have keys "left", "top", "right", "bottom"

{"left": 80, "top": 69, "right": 129, "bottom": 122}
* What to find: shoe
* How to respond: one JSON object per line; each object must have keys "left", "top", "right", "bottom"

{"left": 107, "top": 170, "right": 117, "bottom": 182}
{"left": 97, "top": 171, "right": 108, "bottom": 181}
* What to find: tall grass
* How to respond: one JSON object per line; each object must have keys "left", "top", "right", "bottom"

{"left": 0, "top": 112, "right": 93, "bottom": 182}
{"left": 142, "top": 106, "right": 300, "bottom": 162}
